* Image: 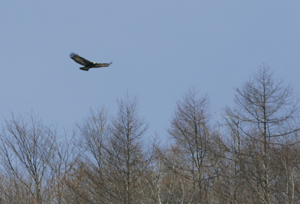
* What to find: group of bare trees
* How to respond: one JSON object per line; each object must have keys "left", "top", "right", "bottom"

{"left": 0, "top": 65, "right": 300, "bottom": 203}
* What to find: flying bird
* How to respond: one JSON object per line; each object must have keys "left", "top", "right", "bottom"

{"left": 70, "top": 52, "right": 112, "bottom": 71}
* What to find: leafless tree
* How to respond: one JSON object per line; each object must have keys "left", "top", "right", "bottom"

{"left": 67, "top": 95, "right": 152, "bottom": 204}
{"left": 268, "top": 134, "right": 300, "bottom": 203}
{"left": 63, "top": 107, "right": 110, "bottom": 203}
{"left": 47, "top": 132, "right": 81, "bottom": 204}
{"left": 105, "top": 94, "right": 149, "bottom": 204}
{"left": 161, "top": 88, "right": 224, "bottom": 203}
{"left": 0, "top": 113, "right": 58, "bottom": 204}
{"left": 223, "top": 65, "right": 300, "bottom": 203}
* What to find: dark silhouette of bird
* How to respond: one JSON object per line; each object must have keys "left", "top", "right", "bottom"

{"left": 70, "top": 52, "right": 112, "bottom": 71}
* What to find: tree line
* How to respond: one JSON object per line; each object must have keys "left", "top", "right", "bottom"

{"left": 0, "top": 65, "right": 299, "bottom": 204}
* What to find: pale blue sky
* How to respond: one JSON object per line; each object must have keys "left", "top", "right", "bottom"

{"left": 1, "top": 1, "right": 300, "bottom": 141}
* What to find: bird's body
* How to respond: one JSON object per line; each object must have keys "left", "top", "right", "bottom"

{"left": 70, "top": 52, "right": 112, "bottom": 71}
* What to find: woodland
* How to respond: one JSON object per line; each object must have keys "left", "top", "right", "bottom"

{"left": 0, "top": 66, "right": 299, "bottom": 204}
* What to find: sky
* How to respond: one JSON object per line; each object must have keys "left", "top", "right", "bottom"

{"left": 1, "top": 1, "right": 300, "bottom": 142}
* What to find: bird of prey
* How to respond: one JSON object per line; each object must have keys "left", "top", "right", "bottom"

{"left": 70, "top": 52, "right": 112, "bottom": 71}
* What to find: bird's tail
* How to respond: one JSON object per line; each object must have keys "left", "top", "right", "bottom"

{"left": 80, "top": 67, "right": 89, "bottom": 71}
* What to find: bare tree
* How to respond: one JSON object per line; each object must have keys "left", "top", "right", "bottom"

{"left": 265, "top": 131, "right": 300, "bottom": 203}
{"left": 68, "top": 95, "right": 152, "bottom": 204}
{"left": 0, "top": 113, "right": 58, "bottom": 204}
{"left": 223, "top": 65, "right": 300, "bottom": 203}
{"left": 47, "top": 132, "right": 81, "bottom": 204}
{"left": 105, "top": 94, "right": 149, "bottom": 204}
{"left": 162, "top": 88, "right": 223, "bottom": 203}
{"left": 63, "top": 107, "right": 110, "bottom": 203}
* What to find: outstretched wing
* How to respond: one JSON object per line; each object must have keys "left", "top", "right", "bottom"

{"left": 93, "top": 62, "right": 113, "bottom": 68}
{"left": 70, "top": 52, "right": 91, "bottom": 65}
